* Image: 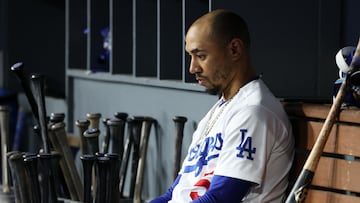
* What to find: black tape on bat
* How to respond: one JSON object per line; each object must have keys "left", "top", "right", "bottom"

{"left": 285, "top": 169, "right": 314, "bottom": 203}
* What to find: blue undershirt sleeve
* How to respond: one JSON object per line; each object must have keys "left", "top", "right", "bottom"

{"left": 190, "top": 175, "right": 252, "bottom": 203}
{"left": 148, "top": 175, "right": 181, "bottom": 203}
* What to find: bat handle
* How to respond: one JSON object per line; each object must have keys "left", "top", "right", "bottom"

{"left": 30, "top": 74, "right": 51, "bottom": 154}
{"left": 133, "top": 117, "right": 155, "bottom": 203}
{"left": 94, "top": 155, "right": 110, "bottom": 203}
{"left": 37, "top": 152, "right": 59, "bottom": 203}
{"left": 285, "top": 169, "right": 314, "bottom": 203}
{"left": 119, "top": 118, "right": 134, "bottom": 197}
{"left": 107, "top": 118, "right": 125, "bottom": 156}
{"left": 76, "top": 119, "right": 90, "bottom": 155}
{"left": 10, "top": 62, "right": 39, "bottom": 120}
{"left": 86, "top": 113, "right": 101, "bottom": 129}
{"left": 80, "top": 154, "right": 96, "bottom": 203}
{"left": 7, "top": 151, "right": 31, "bottom": 203}
{"left": 23, "top": 153, "right": 41, "bottom": 203}
{"left": 0, "top": 106, "right": 11, "bottom": 193}
{"left": 105, "top": 153, "right": 121, "bottom": 203}
{"left": 101, "top": 118, "right": 110, "bottom": 154}
{"left": 50, "top": 122, "right": 83, "bottom": 201}
{"left": 128, "top": 116, "right": 145, "bottom": 198}
{"left": 173, "top": 116, "right": 187, "bottom": 179}
{"left": 83, "top": 128, "right": 100, "bottom": 155}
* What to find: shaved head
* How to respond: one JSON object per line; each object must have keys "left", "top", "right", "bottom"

{"left": 190, "top": 9, "right": 250, "bottom": 50}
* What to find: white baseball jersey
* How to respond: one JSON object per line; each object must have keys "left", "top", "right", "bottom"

{"left": 170, "top": 79, "right": 294, "bottom": 203}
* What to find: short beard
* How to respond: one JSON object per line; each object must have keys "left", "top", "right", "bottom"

{"left": 205, "top": 87, "right": 220, "bottom": 96}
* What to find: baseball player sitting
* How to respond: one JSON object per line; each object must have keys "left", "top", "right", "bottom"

{"left": 149, "top": 9, "right": 294, "bottom": 203}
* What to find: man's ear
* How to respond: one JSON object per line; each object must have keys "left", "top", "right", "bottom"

{"left": 228, "top": 38, "right": 244, "bottom": 60}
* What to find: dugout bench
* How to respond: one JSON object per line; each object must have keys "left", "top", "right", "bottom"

{"left": 283, "top": 101, "right": 360, "bottom": 202}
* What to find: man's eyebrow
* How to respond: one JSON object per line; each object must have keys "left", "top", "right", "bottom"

{"left": 190, "top": 48, "right": 206, "bottom": 54}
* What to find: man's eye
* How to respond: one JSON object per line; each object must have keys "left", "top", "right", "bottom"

{"left": 197, "top": 55, "right": 205, "bottom": 60}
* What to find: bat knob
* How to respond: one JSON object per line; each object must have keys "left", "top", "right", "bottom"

{"left": 50, "top": 113, "right": 65, "bottom": 123}
{"left": 86, "top": 112, "right": 101, "bottom": 119}
{"left": 10, "top": 62, "right": 24, "bottom": 72}
{"left": 173, "top": 116, "right": 188, "bottom": 123}
{"left": 114, "top": 112, "right": 128, "bottom": 121}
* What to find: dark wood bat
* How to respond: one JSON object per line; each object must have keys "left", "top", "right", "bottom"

{"left": 172, "top": 116, "right": 187, "bottom": 180}
{"left": 10, "top": 62, "right": 39, "bottom": 121}
{"left": 75, "top": 119, "right": 90, "bottom": 155}
{"left": 101, "top": 118, "right": 110, "bottom": 154}
{"left": 119, "top": 116, "right": 145, "bottom": 199}
{"left": 29, "top": 74, "right": 50, "bottom": 154}
{"left": 133, "top": 117, "right": 155, "bottom": 203}
{"left": 285, "top": 37, "right": 360, "bottom": 203}
{"left": 37, "top": 152, "right": 58, "bottom": 203}
{"left": 23, "top": 153, "right": 41, "bottom": 203}
{"left": 105, "top": 153, "right": 121, "bottom": 203}
{"left": 7, "top": 151, "right": 31, "bottom": 203}
{"left": 94, "top": 155, "right": 109, "bottom": 203}
{"left": 0, "top": 106, "right": 11, "bottom": 193}
{"left": 83, "top": 128, "right": 100, "bottom": 155}
{"left": 107, "top": 118, "right": 125, "bottom": 156}
{"left": 119, "top": 117, "right": 142, "bottom": 198}
{"left": 80, "top": 154, "right": 96, "bottom": 203}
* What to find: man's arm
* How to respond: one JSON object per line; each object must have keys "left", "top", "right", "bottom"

{"left": 190, "top": 175, "right": 252, "bottom": 203}
{"left": 148, "top": 175, "right": 181, "bottom": 203}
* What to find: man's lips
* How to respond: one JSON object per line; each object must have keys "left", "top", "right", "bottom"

{"left": 196, "top": 77, "right": 205, "bottom": 85}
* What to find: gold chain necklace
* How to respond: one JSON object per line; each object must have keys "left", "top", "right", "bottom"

{"left": 201, "top": 89, "right": 240, "bottom": 139}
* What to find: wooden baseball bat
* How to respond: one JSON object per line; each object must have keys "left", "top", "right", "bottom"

{"left": 128, "top": 116, "right": 144, "bottom": 198}
{"left": 0, "top": 106, "right": 11, "bottom": 193}
{"left": 37, "top": 152, "right": 58, "bottom": 203}
{"left": 101, "top": 118, "right": 110, "bottom": 154}
{"left": 83, "top": 128, "right": 100, "bottom": 155}
{"left": 94, "top": 155, "right": 109, "bottom": 203}
{"left": 172, "top": 116, "right": 187, "bottom": 180}
{"left": 285, "top": 37, "right": 360, "bottom": 203}
{"left": 83, "top": 127, "right": 100, "bottom": 199}
{"left": 80, "top": 154, "right": 96, "bottom": 203}
{"left": 22, "top": 153, "right": 41, "bottom": 203}
{"left": 75, "top": 119, "right": 90, "bottom": 155}
{"left": 119, "top": 116, "right": 145, "bottom": 198}
{"left": 107, "top": 118, "right": 125, "bottom": 156}
{"left": 133, "top": 117, "right": 155, "bottom": 203}
{"left": 105, "top": 153, "right": 121, "bottom": 203}
{"left": 10, "top": 62, "right": 39, "bottom": 121}
{"left": 49, "top": 122, "right": 83, "bottom": 201}
{"left": 29, "top": 74, "right": 50, "bottom": 154}
{"left": 7, "top": 151, "right": 31, "bottom": 203}
{"left": 86, "top": 113, "right": 101, "bottom": 129}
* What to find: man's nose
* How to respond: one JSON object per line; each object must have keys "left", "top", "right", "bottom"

{"left": 189, "top": 58, "right": 200, "bottom": 74}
